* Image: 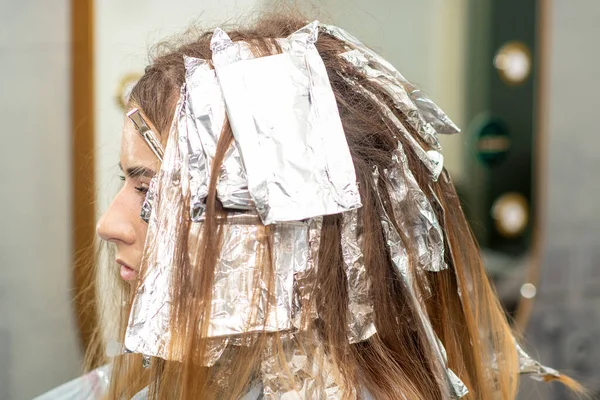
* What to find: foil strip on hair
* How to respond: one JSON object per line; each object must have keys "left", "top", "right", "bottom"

{"left": 210, "top": 21, "right": 361, "bottom": 225}
{"left": 184, "top": 56, "right": 253, "bottom": 218}
{"left": 204, "top": 215, "right": 304, "bottom": 337}
{"left": 516, "top": 344, "right": 561, "bottom": 381}
{"left": 125, "top": 85, "right": 190, "bottom": 359}
{"left": 341, "top": 210, "right": 376, "bottom": 343}
{"left": 339, "top": 72, "right": 446, "bottom": 273}
{"left": 126, "top": 86, "right": 231, "bottom": 365}
{"left": 35, "top": 364, "right": 113, "bottom": 400}
{"left": 385, "top": 145, "right": 447, "bottom": 274}
{"left": 260, "top": 332, "right": 349, "bottom": 399}
{"left": 339, "top": 68, "right": 443, "bottom": 182}
{"left": 140, "top": 175, "right": 158, "bottom": 223}
{"left": 322, "top": 25, "right": 460, "bottom": 142}
{"left": 292, "top": 217, "right": 322, "bottom": 331}
{"left": 373, "top": 167, "right": 467, "bottom": 398}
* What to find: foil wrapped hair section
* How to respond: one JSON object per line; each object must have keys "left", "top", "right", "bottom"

{"left": 125, "top": 88, "right": 189, "bottom": 359}
{"left": 140, "top": 175, "right": 158, "bottom": 223}
{"left": 384, "top": 144, "right": 447, "bottom": 273}
{"left": 517, "top": 344, "right": 561, "bottom": 381}
{"left": 373, "top": 167, "right": 467, "bottom": 398}
{"left": 323, "top": 23, "right": 460, "bottom": 141}
{"left": 339, "top": 49, "right": 444, "bottom": 181}
{"left": 341, "top": 210, "right": 376, "bottom": 343}
{"left": 260, "top": 333, "right": 348, "bottom": 399}
{"left": 210, "top": 21, "right": 362, "bottom": 225}
{"left": 184, "top": 56, "right": 253, "bottom": 219}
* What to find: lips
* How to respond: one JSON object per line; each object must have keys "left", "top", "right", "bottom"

{"left": 116, "top": 259, "right": 137, "bottom": 281}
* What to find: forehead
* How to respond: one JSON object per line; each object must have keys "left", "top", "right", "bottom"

{"left": 120, "top": 114, "right": 161, "bottom": 170}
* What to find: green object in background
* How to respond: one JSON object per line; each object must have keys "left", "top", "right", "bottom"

{"left": 475, "top": 118, "right": 511, "bottom": 167}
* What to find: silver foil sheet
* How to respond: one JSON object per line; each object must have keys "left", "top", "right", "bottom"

{"left": 204, "top": 215, "right": 305, "bottom": 337}
{"left": 384, "top": 144, "right": 446, "bottom": 273}
{"left": 341, "top": 210, "right": 376, "bottom": 343}
{"left": 260, "top": 333, "right": 348, "bottom": 399}
{"left": 334, "top": 73, "right": 447, "bottom": 273}
{"left": 323, "top": 24, "right": 459, "bottom": 140}
{"left": 140, "top": 175, "right": 158, "bottom": 223}
{"left": 210, "top": 21, "right": 361, "bottom": 224}
{"left": 292, "top": 217, "right": 321, "bottom": 331}
{"left": 373, "top": 167, "right": 467, "bottom": 398}
{"left": 184, "top": 56, "right": 253, "bottom": 217}
{"left": 340, "top": 71, "right": 443, "bottom": 182}
{"left": 125, "top": 86, "right": 188, "bottom": 359}
{"left": 340, "top": 49, "right": 444, "bottom": 181}
{"left": 516, "top": 344, "right": 561, "bottom": 381}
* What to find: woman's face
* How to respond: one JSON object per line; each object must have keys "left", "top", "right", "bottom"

{"left": 96, "top": 113, "right": 161, "bottom": 282}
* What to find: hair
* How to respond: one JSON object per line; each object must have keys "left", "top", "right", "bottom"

{"left": 88, "top": 10, "right": 585, "bottom": 400}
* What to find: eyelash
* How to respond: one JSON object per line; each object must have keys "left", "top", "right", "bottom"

{"left": 119, "top": 175, "right": 149, "bottom": 194}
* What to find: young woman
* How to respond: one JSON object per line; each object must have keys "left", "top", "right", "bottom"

{"left": 40, "top": 11, "right": 582, "bottom": 400}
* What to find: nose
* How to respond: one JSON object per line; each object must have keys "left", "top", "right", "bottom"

{"left": 96, "top": 188, "right": 137, "bottom": 245}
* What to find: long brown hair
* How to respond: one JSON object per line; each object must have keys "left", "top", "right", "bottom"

{"left": 92, "top": 11, "right": 583, "bottom": 400}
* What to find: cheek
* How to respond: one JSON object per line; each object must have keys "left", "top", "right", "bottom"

{"left": 137, "top": 219, "right": 149, "bottom": 245}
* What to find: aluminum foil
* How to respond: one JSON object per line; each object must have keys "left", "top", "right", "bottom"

{"left": 332, "top": 72, "right": 447, "bottom": 273}
{"left": 211, "top": 21, "right": 361, "bottom": 224}
{"left": 205, "top": 215, "right": 305, "bottom": 337}
{"left": 341, "top": 210, "right": 376, "bottom": 343}
{"left": 340, "top": 74, "right": 443, "bottom": 184}
{"left": 184, "top": 56, "right": 253, "bottom": 217}
{"left": 292, "top": 217, "right": 321, "bottom": 331}
{"left": 140, "top": 175, "right": 158, "bottom": 223}
{"left": 260, "top": 333, "right": 347, "bottom": 399}
{"left": 516, "top": 344, "right": 561, "bottom": 381}
{"left": 340, "top": 49, "right": 444, "bottom": 181}
{"left": 373, "top": 167, "right": 467, "bottom": 398}
{"left": 125, "top": 85, "right": 188, "bottom": 360}
{"left": 323, "top": 24, "right": 459, "bottom": 140}
{"left": 385, "top": 144, "right": 447, "bottom": 273}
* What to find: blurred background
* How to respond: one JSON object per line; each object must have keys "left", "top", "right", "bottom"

{"left": 1, "top": 0, "right": 598, "bottom": 398}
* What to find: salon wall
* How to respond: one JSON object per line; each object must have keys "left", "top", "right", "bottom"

{"left": 520, "top": 1, "right": 600, "bottom": 398}
{"left": 0, "top": 1, "right": 81, "bottom": 399}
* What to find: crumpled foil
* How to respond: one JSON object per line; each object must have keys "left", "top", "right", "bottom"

{"left": 211, "top": 21, "right": 361, "bottom": 224}
{"left": 373, "top": 167, "right": 468, "bottom": 398}
{"left": 385, "top": 144, "right": 447, "bottom": 273}
{"left": 322, "top": 24, "right": 459, "bottom": 141}
{"left": 125, "top": 85, "right": 188, "bottom": 360}
{"left": 260, "top": 333, "right": 348, "bottom": 399}
{"left": 184, "top": 56, "right": 253, "bottom": 218}
{"left": 339, "top": 49, "right": 445, "bottom": 181}
{"left": 205, "top": 215, "right": 306, "bottom": 337}
{"left": 340, "top": 71, "right": 443, "bottom": 184}
{"left": 516, "top": 344, "right": 561, "bottom": 381}
{"left": 292, "top": 217, "right": 321, "bottom": 331}
{"left": 140, "top": 175, "right": 158, "bottom": 223}
{"left": 336, "top": 70, "right": 446, "bottom": 273}
{"left": 341, "top": 210, "right": 376, "bottom": 342}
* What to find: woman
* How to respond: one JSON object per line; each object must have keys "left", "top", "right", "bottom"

{"left": 40, "top": 12, "right": 582, "bottom": 400}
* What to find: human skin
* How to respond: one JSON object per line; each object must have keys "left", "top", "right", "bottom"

{"left": 96, "top": 113, "right": 160, "bottom": 282}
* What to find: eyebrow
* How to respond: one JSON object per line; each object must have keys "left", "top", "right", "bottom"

{"left": 118, "top": 162, "right": 156, "bottom": 179}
